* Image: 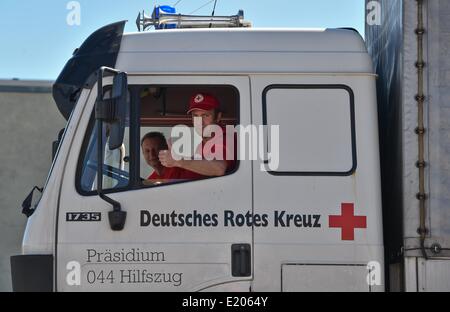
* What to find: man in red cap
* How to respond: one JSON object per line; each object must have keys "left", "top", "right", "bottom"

{"left": 158, "top": 92, "right": 236, "bottom": 178}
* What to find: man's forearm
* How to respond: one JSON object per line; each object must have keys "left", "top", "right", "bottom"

{"left": 177, "top": 159, "right": 227, "bottom": 176}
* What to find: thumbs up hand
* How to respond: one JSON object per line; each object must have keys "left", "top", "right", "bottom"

{"left": 159, "top": 140, "right": 181, "bottom": 168}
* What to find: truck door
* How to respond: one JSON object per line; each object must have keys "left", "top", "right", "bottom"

{"left": 56, "top": 75, "right": 253, "bottom": 291}
{"left": 250, "top": 75, "right": 384, "bottom": 291}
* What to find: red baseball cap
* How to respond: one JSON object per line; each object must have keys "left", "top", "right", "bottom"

{"left": 187, "top": 93, "right": 220, "bottom": 114}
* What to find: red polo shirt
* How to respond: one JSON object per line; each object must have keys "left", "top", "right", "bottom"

{"left": 177, "top": 126, "right": 236, "bottom": 180}
{"left": 147, "top": 167, "right": 182, "bottom": 180}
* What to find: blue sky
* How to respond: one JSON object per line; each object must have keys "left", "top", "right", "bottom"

{"left": 0, "top": 0, "right": 365, "bottom": 80}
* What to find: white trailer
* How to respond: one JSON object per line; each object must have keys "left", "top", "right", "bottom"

{"left": 11, "top": 8, "right": 384, "bottom": 292}
{"left": 366, "top": 0, "right": 450, "bottom": 291}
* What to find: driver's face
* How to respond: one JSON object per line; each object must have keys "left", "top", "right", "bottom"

{"left": 191, "top": 109, "right": 221, "bottom": 135}
{"left": 141, "top": 138, "right": 163, "bottom": 168}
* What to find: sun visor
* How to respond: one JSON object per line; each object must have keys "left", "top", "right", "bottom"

{"left": 53, "top": 21, "right": 126, "bottom": 120}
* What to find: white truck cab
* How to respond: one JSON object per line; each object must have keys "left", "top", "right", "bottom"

{"left": 10, "top": 8, "right": 383, "bottom": 292}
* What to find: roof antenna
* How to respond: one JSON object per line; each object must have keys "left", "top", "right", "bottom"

{"left": 209, "top": 0, "right": 218, "bottom": 28}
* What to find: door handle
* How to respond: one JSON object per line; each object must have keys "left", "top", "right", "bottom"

{"left": 231, "top": 244, "right": 251, "bottom": 277}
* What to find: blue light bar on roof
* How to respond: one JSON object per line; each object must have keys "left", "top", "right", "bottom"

{"left": 153, "top": 5, "right": 177, "bottom": 29}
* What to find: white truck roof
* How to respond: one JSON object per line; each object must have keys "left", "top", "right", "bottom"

{"left": 117, "top": 28, "right": 373, "bottom": 74}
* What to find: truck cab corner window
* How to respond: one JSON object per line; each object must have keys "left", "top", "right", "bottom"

{"left": 78, "top": 88, "right": 131, "bottom": 194}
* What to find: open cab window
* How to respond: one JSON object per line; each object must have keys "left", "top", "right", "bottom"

{"left": 77, "top": 84, "right": 239, "bottom": 195}
{"left": 139, "top": 85, "right": 239, "bottom": 187}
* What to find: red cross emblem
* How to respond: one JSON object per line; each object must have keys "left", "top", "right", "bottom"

{"left": 194, "top": 94, "right": 204, "bottom": 103}
{"left": 329, "top": 203, "right": 367, "bottom": 241}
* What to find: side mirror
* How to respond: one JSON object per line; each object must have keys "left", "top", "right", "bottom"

{"left": 22, "top": 186, "right": 43, "bottom": 218}
{"left": 108, "top": 73, "right": 128, "bottom": 150}
{"left": 94, "top": 67, "right": 127, "bottom": 231}
{"left": 95, "top": 68, "right": 128, "bottom": 150}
